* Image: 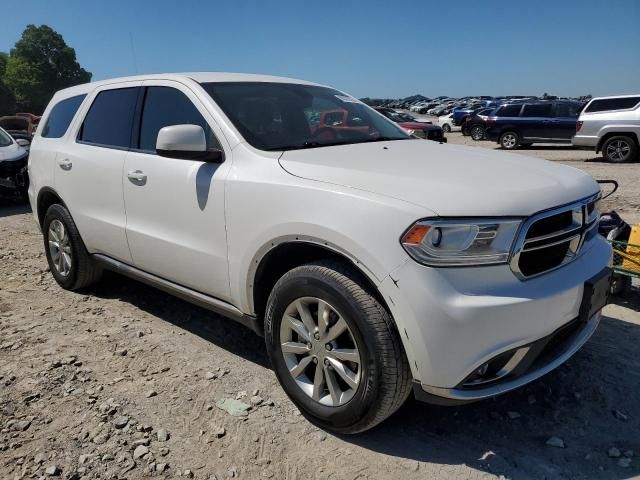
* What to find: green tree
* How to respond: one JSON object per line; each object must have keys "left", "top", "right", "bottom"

{"left": 0, "top": 52, "right": 16, "bottom": 116}
{"left": 4, "top": 25, "right": 91, "bottom": 114}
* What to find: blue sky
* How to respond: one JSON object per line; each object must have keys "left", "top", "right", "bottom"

{"left": 1, "top": 0, "right": 638, "bottom": 98}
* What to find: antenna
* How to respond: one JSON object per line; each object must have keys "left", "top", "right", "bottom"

{"left": 129, "top": 32, "right": 139, "bottom": 74}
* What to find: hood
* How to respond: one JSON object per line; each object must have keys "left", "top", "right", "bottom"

{"left": 398, "top": 122, "right": 438, "bottom": 130}
{"left": 279, "top": 140, "right": 599, "bottom": 217}
{"left": 0, "top": 142, "right": 26, "bottom": 162}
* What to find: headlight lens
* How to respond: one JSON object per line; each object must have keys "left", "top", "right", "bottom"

{"left": 401, "top": 219, "right": 521, "bottom": 266}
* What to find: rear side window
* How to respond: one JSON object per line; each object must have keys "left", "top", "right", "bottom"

{"left": 585, "top": 97, "right": 640, "bottom": 113}
{"left": 495, "top": 105, "right": 522, "bottom": 117}
{"left": 521, "top": 104, "right": 553, "bottom": 117}
{"left": 41, "top": 95, "right": 86, "bottom": 138}
{"left": 79, "top": 88, "right": 139, "bottom": 148}
{"left": 554, "top": 103, "right": 581, "bottom": 117}
{"left": 138, "top": 86, "right": 219, "bottom": 152}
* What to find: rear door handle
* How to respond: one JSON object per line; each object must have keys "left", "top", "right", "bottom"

{"left": 57, "top": 158, "right": 72, "bottom": 171}
{"left": 127, "top": 170, "right": 147, "bottom": 186}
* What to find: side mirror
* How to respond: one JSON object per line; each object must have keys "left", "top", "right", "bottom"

{"left": 156, "top": 124, "right": 223, "bottom": 162}
{"left": 16, "top": 138, "right": 30, "bottom": 147}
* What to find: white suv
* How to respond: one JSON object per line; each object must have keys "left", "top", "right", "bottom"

{"left": 29, "top": 73, "right": 612, "bottom": 433}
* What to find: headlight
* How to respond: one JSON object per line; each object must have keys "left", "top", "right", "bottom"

{"left": 405, "top": 128, "right": 416, "bottom": 135}
{"left": 401, "top": 219, "right": 521, "bottom": 266}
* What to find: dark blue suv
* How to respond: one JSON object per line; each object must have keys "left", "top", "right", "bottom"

{"left": 484, "top": 101, "right": 582, "bottom": 149}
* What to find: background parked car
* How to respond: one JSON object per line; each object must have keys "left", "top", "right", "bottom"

{"left": 461, "top": 107, "right": 497, "bottom": 140}
{"left": 573, "top": 94, "right": 640, "bottom": 163}
{"left": 0, "top": 126, "right": 29, "bottom": 198}
{"left": 437, "top": 113, "right": 461, "bottom": 133}
{"left": 374, "top": 107, "right": 446, "bottom": 142}
{"left": 484, "top": 101, "right": 582, "bottom": 149}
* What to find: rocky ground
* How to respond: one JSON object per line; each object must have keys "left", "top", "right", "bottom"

{"left": 1, "top": 138, "right": 639, "bottom": 480}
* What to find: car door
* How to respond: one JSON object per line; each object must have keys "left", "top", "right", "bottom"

{"left": 123, "top": 81, "right": 232, "bottom": 300}
{"left": 54, "top": 84, "right": 140, "bottom": 263}
{"left": 552, "top": 102, "right": 581, "bottom": 141}
{"left": 520, "top": 103, "right": 554, "bottom": 140}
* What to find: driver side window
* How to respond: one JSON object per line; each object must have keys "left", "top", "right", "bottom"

{"left": 138, "top": 86, "right": 220, "bottom": 153}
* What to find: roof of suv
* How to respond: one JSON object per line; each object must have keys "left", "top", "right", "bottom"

{"left": 52, "top": 72, "right": 324, "bottom": 98}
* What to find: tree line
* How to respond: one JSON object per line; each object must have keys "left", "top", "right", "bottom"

{"left": 0, "top": 25, "right": 91, "bottom": 116}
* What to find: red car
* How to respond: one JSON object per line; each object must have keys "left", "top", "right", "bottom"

{"left": 374, "top": 107, "right": 446, "bottom": 142}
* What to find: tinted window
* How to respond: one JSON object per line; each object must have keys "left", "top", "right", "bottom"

{"left": 139, "top": 87, "right": 219, "bottom": 152}
{"left": 42, "top": 95, "right": 86, "bottom": 138}
{"left": 201, "top": 82, "right": 408, "bottom": 151}
{"left": 521, "top": 104, "right": 553, "bottom": 117}
{"left": 585, "top": 97, "right": 640, "bottom": 113}
{"left": 554, "top": 103, "right": 581, "bottom": 117}
{"left": 0, "top": 128, "right": 12, "bottom": 147}
{"left": 79, "top": 88, "right": 138, "bottom": 148}
{"left": 495, "top": 105, "right": 522, "bottom": 117}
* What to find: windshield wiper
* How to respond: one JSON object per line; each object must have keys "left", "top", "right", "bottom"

{"left": 265, "top": 137, "right": 409, "bottom": 151}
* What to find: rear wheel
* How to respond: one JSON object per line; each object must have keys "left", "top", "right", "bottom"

{"left": 43, "top": 204, "right": 103, "bottom": 290}
{"left": 471, "top": 125, "right": 485, "bottom": 141}
{"left": 500, "top": 131, "right": 520, "bottom": 150}
{"left": 602, "top": 136, "right": 637, "bottom": 163}
{"left": 264, "top": 260, "right": 411, "bottom": 433}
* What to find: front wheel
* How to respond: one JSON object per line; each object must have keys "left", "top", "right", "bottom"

{"left": 264, "top": 261, "right": 411, "bottom": 433}
{"left": 500, "top": 131, "right": 520, "bottom": 150}
{"left": 441, "top": 123, "right": 451, "bottom": 133}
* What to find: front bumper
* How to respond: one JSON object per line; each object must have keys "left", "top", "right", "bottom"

{"left": 379, "top": 235, "right": 611, "bottom": 400}
{"left": 0, "top": 153, "right": 28, "bottom": 178}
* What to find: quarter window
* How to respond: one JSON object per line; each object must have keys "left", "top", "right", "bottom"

{"left": 41, "top": 95, "right": 86, "bottom": 138}
{"left": 554, "top": 103, "right": 581, "bottom": 117}
{"left": 495, "top": 105, "right": 522, "bottom": 117}
{"left": 585, "top": 97, "right": 640, "bottom": 113}
{"left": 138, "top": 87, "right": 219, "bottom": 152}
{"left": 79, "top": 88, "right": 138, "bottom": 148}
{"left": 521, "top": 104, "right": 553, "bottom": 117}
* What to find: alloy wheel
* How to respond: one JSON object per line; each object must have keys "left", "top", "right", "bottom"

{"left": 471, "top": 126, "right": 484, "bottom": 141}
{"left": 280, "top": 297, "right": 361, "bottom": 407}
{"left": 48, "top": 219, "right": 72, "bottom": 277}
{"left": 502, "top": 133, "right": 517, "bottom": 148}
{"left": 606, "top": 140, "right": 631, "bottom": 162}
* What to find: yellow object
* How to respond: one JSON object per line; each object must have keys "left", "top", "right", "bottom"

{"left": 620, "top": 225, "right": 640, "bottom": 273}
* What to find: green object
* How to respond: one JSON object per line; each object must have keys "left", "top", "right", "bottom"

{"left": 216, "top": 398, "right": 250, "bottom": 417}
{"left": 2, "top": 25, "right": 92, "bottom": 114}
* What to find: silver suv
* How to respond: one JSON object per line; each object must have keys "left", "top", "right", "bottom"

{"left": 573, "top": 94, "right": 640, "bottom": 163}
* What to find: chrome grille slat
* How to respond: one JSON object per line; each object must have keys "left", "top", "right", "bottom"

{"left": 510, "top": 193, "right": 601, "bottom": 279}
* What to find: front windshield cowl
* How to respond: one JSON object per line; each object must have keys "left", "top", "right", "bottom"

{"left": 200, "top": 82, "right": 410, "bottom": 152}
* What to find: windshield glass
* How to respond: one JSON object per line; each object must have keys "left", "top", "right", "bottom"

{"left": 0, "top": 128, "right": 13, "bottom": 147}
{"left": 201, "top": 82, "right": 410, "bottom": 151}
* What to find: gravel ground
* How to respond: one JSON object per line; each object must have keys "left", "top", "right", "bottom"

{"left": 1, "top": 134, "right": 639, "bottom": 480}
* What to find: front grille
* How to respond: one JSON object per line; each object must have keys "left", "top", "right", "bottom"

{"left": 511, "top": 195, "right": 600, "bottom": 279}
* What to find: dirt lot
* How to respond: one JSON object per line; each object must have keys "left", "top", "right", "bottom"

{"left": 1, "top": 138, "right": 639, "bottom": 480}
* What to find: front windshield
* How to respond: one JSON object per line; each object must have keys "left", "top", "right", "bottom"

{"left": 0, "top": 128, "right": 13, "bottom": 147}
{"left": 201, "top": 82, "right": 410, "bottom": 151}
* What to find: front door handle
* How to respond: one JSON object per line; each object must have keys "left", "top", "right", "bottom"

{"left": 127, "top": 170, "right": 147, "bottom": 186}
{"left": 57, "top": 158, "right": 72, "bottom": 171}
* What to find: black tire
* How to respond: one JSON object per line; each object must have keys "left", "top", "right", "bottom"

{"left": 500, "top": 131, "right": 520, "bottom": 150}
{"left": 602, "top": 136, "right": 638, "bottom": 163}
{"left": 471, "top": 125, "right": 485, "bottom": 141}
{"left": 264, "top": 260, "right": 411, "bottom": 433}
{"left": 43, "top": 204, "right": 103, "bottom": 290}
{"left": 442, "top": 123, "right": 451, "bottom": 133}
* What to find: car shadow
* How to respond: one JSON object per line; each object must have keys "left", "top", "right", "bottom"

{"left": 89, "top": 272, "right": 639, "bottom": 479}
{"left": 0, "top": 197, "right": 31, "bottom": 218}
{"left": 89, "top": 272, "right": 269, "bottom": 368}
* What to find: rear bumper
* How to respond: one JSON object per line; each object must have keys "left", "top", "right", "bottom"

{"left": 572, "top": 134, "right": 598, "bottom": 148}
